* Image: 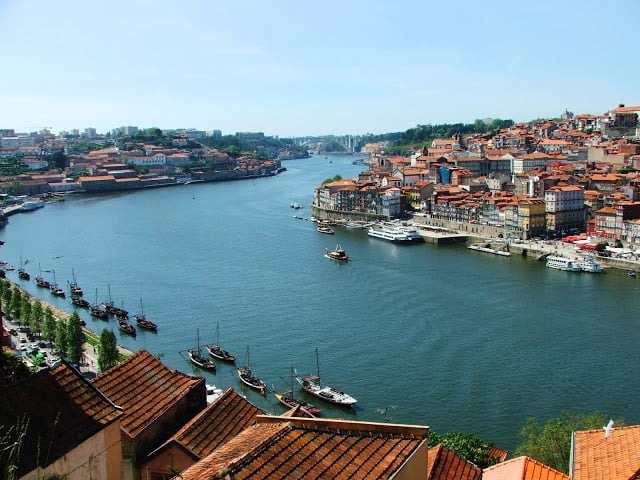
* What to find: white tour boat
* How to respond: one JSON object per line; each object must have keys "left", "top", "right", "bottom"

{"left": 546, "top": 255, "right": 582, "bottom": 272}
{"left": 367, "top": 223, "right": 423, "bottom": 243}
{"left": 579, "top": 255, "right": 603, "bottom": 273}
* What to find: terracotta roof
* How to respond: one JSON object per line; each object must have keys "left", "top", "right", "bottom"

{"left": 572, "top": 425, "right": 640, "bottom": 480}
{"left": 161, "top": 387, "right": 263, "bottom": 459}
{"left": 178, "top": 416, "right": 428, "bottom": 479}
{"left": 91, "top": 349, "right": 204, "bottom": 438}
{"left": 0, "top": 362, "right": 122, "bottom": 477}
{"left": 482, "top": 456, "right": 568, "bottom": 480}
{"left": 426, "top": 444, "right": 482, "bottom": 480}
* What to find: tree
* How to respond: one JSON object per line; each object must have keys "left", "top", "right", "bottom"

{"left": 428, "top": 431, "right": 498, "bottom": 468}
{"left": 514, "top": 412, "right": 622, "bottom": 473}
{"left": 42, "top": 307, "right": 56, "bottom": 344}
{"left": 10, "top": 287, "right": 22, "bottom": 324}
{"left": 98, "top": 329, "right": 119, "bottom": 372}
{"left": 29, "top": 300, "right": 43, "bottom": 337}
{"left": 321, "top": 174, "right": 343, "bottom": 185}
{"left": 55, "top": 320, "right": 68, "bottom": 357}
{"left": 46, "top": 150, "right": 67, "bottom": 170}
{"left": 66, "top": 312, "right": 85, "bottom": 364}
{"left": 19, "top": 294, "right": 31, "bottom": 328}
{"left": 2, "top": 284, "right": 12, "bottom": 318}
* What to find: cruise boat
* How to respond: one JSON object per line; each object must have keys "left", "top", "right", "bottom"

{"left": 579, "top": 255, "right": 603, "bottom": 273}
{"left": 20, "top": 199, "right": 45, "bottom": 212}
{"left": 367, "top": 224, "right": 423, "bottom": 244}
{"left": 546, "top": 255, "right": 582, "bottom": 272}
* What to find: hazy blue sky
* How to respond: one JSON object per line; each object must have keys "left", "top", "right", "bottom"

{"left": 1, "top": 0, "right": 637, "bottom": 137}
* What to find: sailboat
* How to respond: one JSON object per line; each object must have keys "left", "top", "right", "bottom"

{"left": 134, "top": 298, "right": 158, "bottom": 331}
{"left": 69, "top": 268, "right": 83, "bottom": 296}
{"left": 117, "top": 312, "right": 136, "bottom": 337}
{"left": 49, "top": 269, "right": 65, "bottom": 297}
{"left": 206, "top": 323, "right": 235, "bottom": 362}
{"left": 295, "top": 348, "right": 357, "bottom": 406}
{"left": 274, "top": 367, "right": 321, "bottom": 417}
{"left": 90, "top": 288, "right": 108, "bottom": 319}
{"left": 35, "top": 263, "right": 50, "bottom": 288}
{"left": 188, "top": 329, "right": 216, "bottom": 371}
{"left": 237, "top": 346, "right": 266, "bottom": 394}
{"left": 102, "top": 285, "right": 128, "bottom": 317}
{"left": 18, "top": 256, "right": 30, "bottom": 280}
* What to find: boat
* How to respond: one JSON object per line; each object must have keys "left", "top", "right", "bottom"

{"left": 20, "top": 199, "right": 45, "bottom": 212}
{"left": 71, "top": 295, "right": 90, "bottom": 308}
{"left": 316, "top": 225, "right": 335, "bottom": 234}
{"left": 290, "top": 202, "right": 302, "bottom": 209}
{"left": 274, "top": 368, "right": 321, "bottom": 417}
{"left": 628, "top": 271, "right": 637, "bottom": 278}
{"left": 367, "top": 223, "right": 424, "bottom": 244}
{"left": 35, "top": 263, "right": 50, "bottom": 288}
{"left": 579, "top": 255, "right": 603, "bottom": 273}
{"left": 345, "top": 222, "right": 365, "bottom": 229}
{"left": 237, "top": 347, "right": 266, "bottom": 394}
{"left": 118, "top": 316, "right": 136, "bottom": 337}
{"left": 324, "top": 244, "right": 349, "bottom": 262}
{"left": 90, "top": 288, "right": 109, "bottom": 319}
{"left": 49, "top": 269, "right": 66, "bottom": 297}
{"left": 206, "top": 323, "right": 235, "bottom": 362}
{"left": 295, "top": 348, "right": 357, "bottom": 406}
{"left": 17, "top": 256, "right": 30, "bottom": 280}
{"left": 102, "top": 285, "right": 128, "bottom": 317}
{"left": 545, "top": 255, "right": 583, "bottom": 272}
{"left": 188, "top": 329, "right": 216, "bottom": 371}
{"left": 68, "top": 268, "right": 83, "bottom": 296}
{"left": 206, "top": 384, "right": 223, "bottom": 404}
{"left": 134, "top": 298, "right": 158, "bottom": 331}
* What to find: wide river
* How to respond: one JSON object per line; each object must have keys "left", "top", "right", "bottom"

{"left": 2, "top": 154, "right": 639, "bottom": 451}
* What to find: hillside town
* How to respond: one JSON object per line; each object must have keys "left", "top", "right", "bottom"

{"left": 313, "top": 104, "right": 640, "bottom": 249}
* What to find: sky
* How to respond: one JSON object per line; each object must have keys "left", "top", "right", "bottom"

{"left": 0, "top": 0, "right": 638, "bottom": 137}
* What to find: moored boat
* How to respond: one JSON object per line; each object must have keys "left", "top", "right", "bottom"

{"left": 134, "top": 298, "right": 158, "bottom": 331}
{"left": 49, "top": 269, "right": 65, "bottom": 297}
{"left": 579, "top": 255, "right": 603, "bottom": 273}
{"left": 69, "top": 268, "right": 83, "bottom": 296}
{"left": 90, "top": 288, "right": 108, "bottom": 319}
{"left": 72, "top": 296, "right": 90, "bottom": 308}
{"left": 237, "top": 346, "right": 266, "bottom": 394}
{"left": 118, "top": 316, "right": 136, "bottom": 337}
{"left": 35, "top": 263, "right": 50, "bottom": 288}
{"left": 274, "top": 367, "right": 321, "bottom": 417}
{"left": 316, "top": 225, "right": 334, "bottom": 234}
{"left": 17, "top": 256, "right": 29, "bottom": 280}
{"left": 188, "top": 329, "right": 216, "bottom": 371}
{"left": 546, "top": 255, "right": 582, "bottom": 272}
{"left": 324, "top": 244, "right": 349, "bottom": 262}
{"left": 206, "top": 323, "right": 235, "bottom": 362}
{"left": 296, "top": 348, "right": 357, "bottom": 406}
{"left": 367, "top": 223, "right": 422, "bottom": 243}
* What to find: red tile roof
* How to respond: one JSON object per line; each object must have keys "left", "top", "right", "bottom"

{"left": 178, "top": 416, "right": 428, "bottom": 479}
{"left": 483, "top": 456, "right": 568, "bottom": 480}
{"left": 427, "top": 444, "right": 482, "bottom": 480}
{"left": 91, "top": 349, "right": 204, "bottom": 438}
{"left": 0, "top": 362, "right": 122, "bottom": 477}
{"left": 572, "top": 425, "right": 640, "bottom": 480}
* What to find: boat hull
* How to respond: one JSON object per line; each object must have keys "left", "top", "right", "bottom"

{"left": 296, "top": 376, "right": 357, "bottom": 406}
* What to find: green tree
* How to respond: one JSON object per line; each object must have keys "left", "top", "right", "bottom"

{"left": 595, "top": 241, "right": 608, "bottom": 252}
{"left": 514, "top": 412, "right": 622, "bottom": 473}
{"left": 226, "top": 145, "right": 241, "bottom": 158}
{"left": 29, "top": 300, "right": 43, "bottom": 336}
{"left": 10, "top": 287, "right": 22, "bottom": 324}
{"left": 46, "top": 150, "right": 67, "bottom": 170}
{"left": 66, "top": 312, "right": 85, "bottom": 364}
{"left": 19, "top": 294, "right": 31, "bottom": 328}
{"left": 42, "top": 307, "right": 56, "bottom": 345}
{"left": 98, "top": 329, "right": 119, "bottom": 372}
{"left": 2, "top": 283, "right": 13, "bottom": 318}
{"left": 429, "top": 431, "right": 498, "bottom": 468}
{"left": 321, "top": 174, "right": 343, "bottom": 185}
{"left": 55, "top": 320, "right": 68, "bottom": 357}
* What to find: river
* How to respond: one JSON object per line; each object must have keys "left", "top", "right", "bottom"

{"left": 1, "top": 153, "right": 639, "bottom": 452}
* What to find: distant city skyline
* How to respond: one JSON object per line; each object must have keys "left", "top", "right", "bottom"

{"left": 1, "top": 0, "right": 638, "bottom": 137}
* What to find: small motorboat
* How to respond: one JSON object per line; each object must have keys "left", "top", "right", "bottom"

{"left": 324, "top": 244, "right": 349, "bottom": 262}
{"left": 628, "top": 271, "right": 637, "bottom": 278}
{"left": 316, "top": 225, "right": 334, "bottom": 234}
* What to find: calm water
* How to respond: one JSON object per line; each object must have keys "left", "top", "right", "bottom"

{"left": 2, "top": 154, "right": 639, "bottom": 451}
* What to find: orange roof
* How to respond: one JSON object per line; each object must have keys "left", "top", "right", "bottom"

{"left": 91, "top": 349, "right": 204, "bottom": 439}
{"left": 178, "top": 416, "right": 428, "bottom": 479}
{"left": 427, "top": 444, "right": 482, "bottom": 480}
{"left": 572, "top": 425, "right": 640, "bottom": 480}
{"left": 483, "top": 456, "right": 568, "bottom": 480}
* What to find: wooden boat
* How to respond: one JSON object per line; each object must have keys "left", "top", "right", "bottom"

{"left": 35, "top": 264, "right": 50, "bottom": 288}
{"left": 134, "top": 298, "right": 158, "bottom": 331}
{"left": 274, "top": 368, "right": 321, "bottom": 417}
{"left": 188, "top": 329, "right": 216, "bottom": 371}
{"left": 237, "top": 347, "right": 266, "bottom": 394}
{"left": 206, "top": 323, "right": 235, "bottom": 362}
{"left": 324, "top": 244, "right": 349, "bottom": 262}
{"left": 18, "top": 256, "right": 30, "bottom": 280}
{"left": 102, "top": 285, "right": 128, "bottom": 317}
{"left": 296, "top": 348, "right": 357, "bottom": 406}
{"left": 90, "top": 288, "right": 109, "bottom": 319}
{"left": 118, "top": 316, "right": 136, "bottom": 337}
{"left": 68, "top": 268, "right": 83, "bottom": 296}
{"left": 49, "top": 269, "right": 65, "bottom": 298}
{"left": 71, "top": 295, "right": 90, "bottom": 308}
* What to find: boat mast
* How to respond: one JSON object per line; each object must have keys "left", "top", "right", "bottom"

{"left": 315, "top": 347, "right": 320, "bottom": 379}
